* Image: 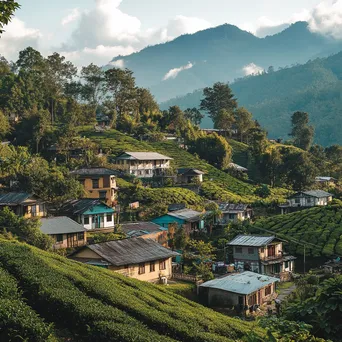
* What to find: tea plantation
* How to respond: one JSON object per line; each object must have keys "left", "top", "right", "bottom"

{"left": 251, "top": 205, "right": 342, "bottom": 257}
{"left": 0, "top": 239, "right": 265, "bottom": 342}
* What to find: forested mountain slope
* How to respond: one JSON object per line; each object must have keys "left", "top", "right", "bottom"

{"left": 161, "top": 51, "right": 342, "bottom": 146}
{"left": 108, "top": 22, "right": 341, "bottom": 102}
{"left": 0, "top": 239, "right": 265, "bottom": 341}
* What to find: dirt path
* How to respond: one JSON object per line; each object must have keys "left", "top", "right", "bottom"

{"left": 277, "top": 284, "right": 296, "bottom": 302}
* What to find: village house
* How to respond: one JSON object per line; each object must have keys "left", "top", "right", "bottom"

{"left": 152, "top": 208, "right": 204, "bottom": 235}
{"left": 199, "top": 271, "right": 279, "bottom": 308}
{"left": 217, "top": 203, "right": 253, "bottom": 224}
{"left": 315, "top": 176, "right": 337, "bottom": 186}
{"left": 228, "top": 235, "right": 296, "bottom": 277}
{"left": 121, "top": 222, "right": 169, "bottom": 246}
{"left": 60, "top": 199, "right": 115, "bottom": 232}
{"left": 228, "top": 163, "right": 248, "bottom": 173}
{"left": 96, "top": 113, "right": 110, "bottom": 127}
{"left": 279, "top": 190, "right": 333, "bottom": 214}
{"left": 177, "top": 168, "right": 204, "bottom": 184}
{"left": 70, "top": 237, "right": 179, "bottom": 282}
{"left": 40, "top": 216, "right": 87, "bottom": 250}
{"left": 114, "top": 152, "right": 172, "bottom": 178}
{"left": 71, "top": 167, "right": 118, "bottom": 207}
{"left": 0, "top": 192, "right": 46, "bottom": 218}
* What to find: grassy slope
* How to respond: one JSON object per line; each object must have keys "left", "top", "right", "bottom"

{"left": 82, "top": 127, "right": 288, "bottom": 203}
{"left": 251, "top": 205, "right": 342, "bottom": 257}
{"left": 0, "top": 239, "right": 265, "bottom": 342}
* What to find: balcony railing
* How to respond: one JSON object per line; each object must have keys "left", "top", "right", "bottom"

{"left": 261, "top": 254, "right": 285, "bottom": 262}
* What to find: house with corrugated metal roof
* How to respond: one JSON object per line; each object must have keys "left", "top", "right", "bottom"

{"left": 40, "top": 216, "right": 87, "bottom": 249}
{"left": 228, "top": 235, "right": 296, "bottom": 277}
{"left": 152, "top": 209, "right": 204, "bottom": 235}
{"left": 70, "top": 237, "right": 179, "bottom": 282}
{"left": 279, "top": 190, "right": 333, "bottom": 214}
{"left": 177, "top": 168, "right": 204, "bottom": 184}
{"left": 199, "top": 271, "right": 279, "bottom": 308}
{"left": 114, "top": 151, "right": 172, "bottom": 178}
{"left": 0, "top": 192, "right": 46, "bottom": 218}
{"left": 59, "top": 199, "right": 115, "bottom": 232}
{"left": 217, "top": 203, "right": 253, "bottom": 224}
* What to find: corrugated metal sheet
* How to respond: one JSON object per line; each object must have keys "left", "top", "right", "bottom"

{"left": 289, "top": 190, "right": 333, "bottom": 198}
{"left": 200, "top": 271, "right": 279, "bottom": 295}
{"left": 71, "top": 168, "right": 117, "bottom": 176}
{"left": 60, "top": 199, "right": 114, "bottom": 215}
{"left": 41, "top": 216, "right": 86, "bottom": 235}
{"left": 168, "top": 209, "right": 202, "bottom": 222}
{"left": 0, "top": 192, "right": 32, "bottom": 205}
{"left": 116, "top": 152, "right": 172, "bottom": 161}
{"left": 121, "top": 222, "right": 166, "bottom": 235}
{"left": 228, "top": 235, "right": 275, "bottom": 247}
{"left": 177, "top": 168, "right": 204, "bottom": 175}
{"left": 228, "top": 163, "right": 248, "bottom": 172}
{"left": 218, "top": 203, "right": 249, "bottom": 213}
{"left": 85, "top": 238, "right": 179, "bottom": 266}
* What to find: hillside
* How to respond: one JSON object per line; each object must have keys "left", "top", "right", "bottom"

{"left": 161, "top": 51, "right": 342, "bottom": 146}
{"left": 81, "top": 128, "right": 289, "bottom": 203}
{"left": 108, "top": 22, "right": 342, "bottom": 102}
{"left": 251, "top": 205, "right": 342, "bottom": 257}
{"left": 0, "top": 239, "right": 265, "bottom": 341}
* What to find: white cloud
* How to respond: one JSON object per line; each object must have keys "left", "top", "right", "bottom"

{"left": 110, "top": 59, "right": 125, "bottom": 68}
{"left": 61, "top": 8, "right": 81, "bottom": 26}
{"left": 163, "top": 62, "right": 193, "bottom": 80}
{"left": 242, "top": 63, "right": 263, "bottom": 76}
{"left": 0, "top": 18, "right": 42, "bottom": 61}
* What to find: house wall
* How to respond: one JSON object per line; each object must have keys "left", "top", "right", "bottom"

{"left": 288, "top": 195, "right": 332, "bottom": 207}
{"left": 152, "top": 215, "right": 202, "bottom": 235}
{"left": 51, "top": 232, "right": 87, "bottom": 250}
{"left": 177, "top": 174, "right": 203, "bottom": 184}
{"left": 14, "top": 202, "right": 46, "bottom": 219}
{"left": 73, "top": 248, "right": 102, "bottom": 259}
{"left": 258, "top": 243, "right": 283, "bottom": 260}
{"left": 139, "top": 231, "right": 169, "bottom": 247}
{"left": 80, "top": 212, "right": 114, "bottom": 230}
{"left": 115, "top": 159, "right": 171, "bottom": 178}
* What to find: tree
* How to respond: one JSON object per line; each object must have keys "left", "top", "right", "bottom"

{"left": 214, "top": 109, "right": 235, "bottom": 135}
{"left": 200, "top": 82, "right": 238, "bottom": 123}
{"left": 261, "top": 148, "right": 283, "bottom": 187}
{"left": 254, "top": 184, "right": 271, "bottom": 198}
{"left": 167, "top": 105, "right": 186, "bottom": 133}
{"left": 248, "top": 128, "right": 268, "bottom": 156}
{"left": 0, "top": 110, "right": 10, "bottom": 139}
{"left": 289, "top": 111, "right": 314, "bottom": 151}
{"left": 235, "top": 107, "right": 254, "bottom": 142}
{"left": 0, "top": 0, "right": 20, "bottom": 34}
{"left": 184, "top": 107, "right": 204, "bottom": 126}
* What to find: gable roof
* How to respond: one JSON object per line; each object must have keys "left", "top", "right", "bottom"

{"left": 315, "top": 176, "right": 337, "bottom": 182}
{"left": 60, "top": 199, "right": 114, "bottom": 215}
{"left": 200, "top": 271, "right": 279, "bottom": 295}
{"left": 41, "top": 216, "right": 86, "bottom": 235}
{"left": 0, "top": 192, "right": 39, "bottom": 205}
{"left": 71, "top": 167, "right": 117, "bottom": 177}
{"left": 168, "top": 209, "right": 203, "bottom": 222}
{"left": 228, "top": 235, "right": 276, "bottom": 247}
{"left": 79, "top": 238, "right": 178, "bottom": 266}
{"left": 116, "top": 152, "right": 172, "bottom": 161}
{"left": 228, "top": 163, "right": 248, "bottom": 172}
{"left": 218, "top": 203, "right": 250, "bottom": 213}
{"left": 177, "top": 168, "right": 204, "bottom": 176}
{"left": 121, "top": 222, "right": 167, "bottom": 236}
{"left": 289, "top": 190, "right": 333, "bottom": 198}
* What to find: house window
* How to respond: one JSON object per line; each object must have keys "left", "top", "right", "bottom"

{"left": 235, "top": 247, "right": 242, "bottom": 254}
{"left": 38, "top": 204, "right": 44, "bottom": 213}
{"left": 78, "top": 233, "right": 84, "bottom": 241}
{"left": 285, "top": 261, "right": 289, "bottom": 269}
{"left": 99, "top": 191, "right": 107, "bottom": 200}
{"left": 150, "top": 261, "right": 155, "bottom": 272}
{"left": 229, "top": 214, "right": 235, "bottom": 220}
{"left": 260, "top": 248, "right": 264, "bottom": 253}
{"left": 92, "top": 179, "right": 99, "bottom": 188}
{"left": 265, "top": 285, "right": 272, "bottom": 296}
{"left": 159, "top": 260, "right": 166, "bottom": 270}
{"left": 56, "top": 234, "right": 63, "bottom": 243}
{"left": 295, "top": 198, "right": 300, "bottom": 204}
{"left": 248, "top": 247, "right": 254, "bottom": 254}
{"left": 138, "top": 263, "right": 145, "bottom": 274}
{"left": 84, "top": 216, "right": 90, "bottom": 225}
{"left": 31, "top": 205, "right": 37, "bottom": 216}
{"left": 106, "top": 214, "right": 112, "bottom": 222}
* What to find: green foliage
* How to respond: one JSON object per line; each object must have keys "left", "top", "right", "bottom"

{"left": 0, "top": 239, "right": 266, "bottom": 341}
{"left": 254, "top": 184, "right": 271, "bottom": 198}
{"left": 90, "top": 232, "right": 126, "bottom": 244}
{"left": 290, "top": 111, "right": 314, "bottom": 151}
{"left": 0, "top": 0, "right": 20, "bottom": 34}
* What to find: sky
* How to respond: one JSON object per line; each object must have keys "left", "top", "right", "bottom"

{"left": 1, "top": 0, "right": 342, "bottom": 67}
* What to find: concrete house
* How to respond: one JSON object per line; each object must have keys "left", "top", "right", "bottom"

{"left": 280, "top": 190, "right": 333, "bottom": 214}
{"left": 121, "top": 222, "right": 169, "bottom": 246}
{"left": 40, "top": 216, "right": 87, "bottom": 249}
{"left": 177, "top": 168, "right": 204, "bottom": 184}
{"left": 152, "top": 209, "right": 204, "bottom": 235}
{"left": 199, "top": 271, "right": 279, "bottom": 308}
{"left": 70, "top": 237, "right": 179, "bottom": 282}
{"left": 0, "top": 192, "right": 46, "bottom": 218}
{"left": 71, "top": 167, "right": 118, "bottom": 207}
{"left": 114, "top": 152, "right": 172, "bottom": 178}
{"left": 60, "top": 199, "right": 115, "bottom": 232}
{"left": 217, "top": 203, "right": 253, "bottom": 224}
{"left": 228, "top": 235, "right": 296, "bottom": 277}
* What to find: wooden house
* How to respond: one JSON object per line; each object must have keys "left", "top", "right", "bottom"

{"left": 217, "top": 203, "right": 252, "bottom": 224}
{"left": 177, "top": 168, "right": 204, "bottom": 184}
{"left": 70, "top": 237, "right": 179, "bottom": 282}
{"left": 0, "top": 192, "right": 46, "bottom": 218}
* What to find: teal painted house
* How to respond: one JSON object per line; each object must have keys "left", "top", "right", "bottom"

{"left": 152, "top": 208, "right": 204, "bottom": 235}
{"left": 60, "top": 199, "right": 115, "bottom": 232}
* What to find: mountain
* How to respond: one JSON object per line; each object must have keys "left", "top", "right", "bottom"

{"left": 109, "top": 22, "right": 342, "bottom": 102}
{"left": 161, "top": 51, "right": 342, "bottom": 146}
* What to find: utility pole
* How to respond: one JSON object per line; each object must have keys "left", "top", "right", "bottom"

{"left": 303, "top": 244, "right": 306, "bottom": 275}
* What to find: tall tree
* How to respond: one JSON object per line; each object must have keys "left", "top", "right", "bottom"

{"left": 0, "top": 110, "right": 10, "bottom": 139}
{"left": 214, "top": 109, "right": 235, "bottom": 134}
{"left": 0, "top": 0, "right": 20, "bottom": 34}
{"left": 200, "top": 82, "right": 238, "bottom": 124}
{"left": 235, "top": 107, "right": 254, "bottom": 142}
{"left": 289, "top": 111, "right": 314, "bottom": 151}
{"left": 184, "top": 107, "right": 204, "bottom": 126}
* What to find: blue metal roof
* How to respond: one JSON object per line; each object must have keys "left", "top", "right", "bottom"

{"left": 200, "top": 271, "right": 279, "bottom": 295}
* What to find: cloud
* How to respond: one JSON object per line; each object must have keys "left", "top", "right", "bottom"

{"left": 242, "top": 63, "right": 263, "bottom": 76}
{"left": 0, "top": 18, "right": 41, "bottom": 61}
{"left": 61, "top": 8, "right": 81, "bottom": 26}
{"left": 110, "top": 59, "right": 125, "bottom": 68}
{"left": 163, "top": 62, "right": 193, "bottom": 80}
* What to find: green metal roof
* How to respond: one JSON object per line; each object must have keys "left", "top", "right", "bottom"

{"left": 0, "top": 192, "right": 35, "bottom": 205}
{"left": 60, "top": 199, "right": 114, "bottom": 215}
